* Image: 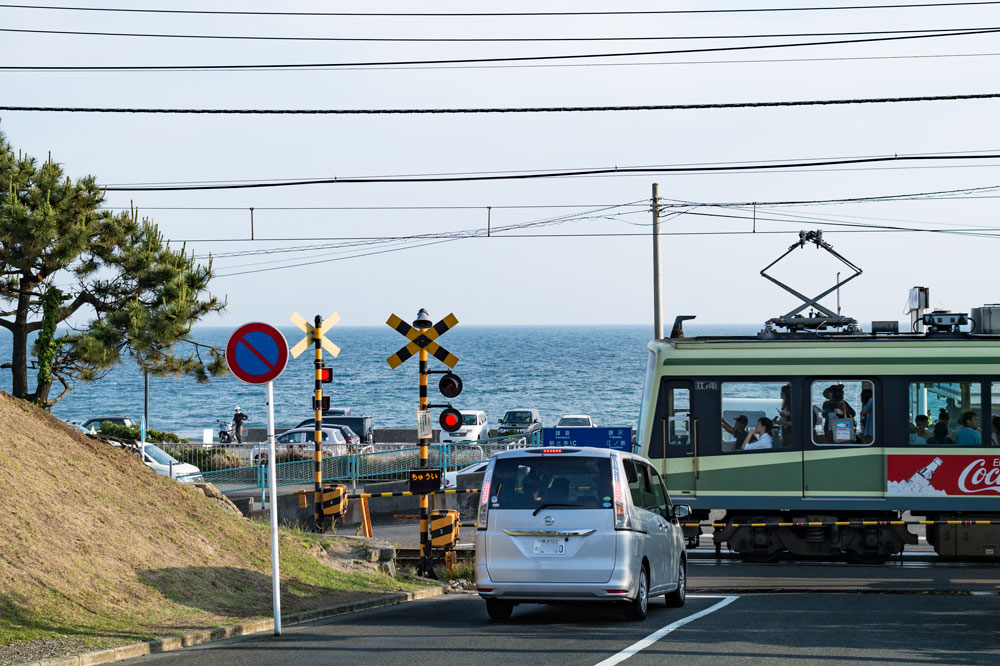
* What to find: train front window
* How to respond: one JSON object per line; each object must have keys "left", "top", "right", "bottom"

{"left": 666, "top": 388, "right": 691, "bottom": 449}
{"left": 908, "top": 381, "right": 983, "bottom": 446}
{"left": 721, "top": 382, "right": 791, "bottom": 451}
{"left": 810, "top": 380, "right": 875, "bottom": 446}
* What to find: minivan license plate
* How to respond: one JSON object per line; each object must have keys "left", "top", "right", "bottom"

{"left": 533, "top": 537, "right": 565, "bottom": 555}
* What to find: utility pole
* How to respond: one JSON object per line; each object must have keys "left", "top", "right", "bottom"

{"left": 652, "top": 183, "right": 663, "bottom": 339}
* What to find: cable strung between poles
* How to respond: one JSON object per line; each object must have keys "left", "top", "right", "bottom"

{"left": 4, "top": 92, "right": 1000, "bottom": 115}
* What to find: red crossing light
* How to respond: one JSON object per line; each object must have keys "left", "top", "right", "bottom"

{"left": 319, "top": 367, "right": 333, "bottom": 383}
{"left": 439, "top": 407, "right": 463, "bottom": 432}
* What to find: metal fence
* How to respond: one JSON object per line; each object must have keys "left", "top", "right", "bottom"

{"left": 177, "top": 432, "right": 540, "bottom": 493}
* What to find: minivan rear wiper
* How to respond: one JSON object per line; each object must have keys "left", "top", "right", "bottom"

{"left": 532, "top": 503, "right": 581, "bottom": 516}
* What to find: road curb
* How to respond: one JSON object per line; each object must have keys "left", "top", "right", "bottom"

{"left": 19, "top": 586, "right": 448, "bottom": 666}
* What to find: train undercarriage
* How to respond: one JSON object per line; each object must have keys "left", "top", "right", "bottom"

{"left": 684, "top": 511, "right": 1000, "bottom": 561}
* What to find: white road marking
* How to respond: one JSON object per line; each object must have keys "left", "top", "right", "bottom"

{"left": 592, "top": 595, "right": 740, "bottom": 666}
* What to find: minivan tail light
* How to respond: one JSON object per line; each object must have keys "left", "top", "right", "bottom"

{"left": 611, "top": 457, "right": 630, "bottom": 530}
{"left": 542, "top": 448, "right": 563, "bottom": 454}
{"left": 478, "top": 459, "right": 496, "bottom": 530}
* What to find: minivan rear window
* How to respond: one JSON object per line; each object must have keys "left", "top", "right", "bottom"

{"left": 489, "top": 456, "right": 613, "bottom": 510}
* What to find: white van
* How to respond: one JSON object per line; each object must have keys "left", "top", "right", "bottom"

{"left": 475, "top": 447, "right": 689, "bottom": 621}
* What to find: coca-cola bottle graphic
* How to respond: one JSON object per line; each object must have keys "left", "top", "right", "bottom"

{"left": 909, "top": 457, "right": 943, "bottom": 490}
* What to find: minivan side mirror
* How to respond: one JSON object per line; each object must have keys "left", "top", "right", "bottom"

{"left": 672, "top": 504, "right": 692, "bottom": 520}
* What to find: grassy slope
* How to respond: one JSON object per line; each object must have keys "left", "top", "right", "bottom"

{"left": 0, "top": 392, "right": 423, "bottom": 649}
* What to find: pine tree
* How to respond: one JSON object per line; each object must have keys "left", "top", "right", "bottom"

{"left": 0, "top": 130, "right": 226, "bottom": 405}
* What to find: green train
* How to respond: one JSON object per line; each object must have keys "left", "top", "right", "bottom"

{"left": 637, "top": 303, "right": 1000, "bottom": 561}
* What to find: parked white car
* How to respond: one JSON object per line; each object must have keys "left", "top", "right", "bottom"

{"left": 443, "top": 461, "right": 490, "bottom": 489}
{"left": 140, "top": 444, "right": 203, "bottom": 482}
{"left": 440, "top": 410, "right": 489, "bottom": 443}
{"left": 556, "top": 414, "right": 597, "bottom": 427}
{"left": 250, "top": 427, "right": 347, "bottom": 464}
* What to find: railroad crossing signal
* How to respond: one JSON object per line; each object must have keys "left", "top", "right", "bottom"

{"left": 385, "top": 312, "right": 459, "bottom": 369}
{"left": 289, "top": 312, "right": 341, "bottom": 359}
{"left": 439, "top": 372, "right": 463, "bottom": 398}
{"left": 439, "top": 407, "right": 463, "bottom": 432}
{"left": 386, "top": 308, "right": 462, "bottom": 579}
{"left": 289, "top": 311, "right": 341, "bottom": 534}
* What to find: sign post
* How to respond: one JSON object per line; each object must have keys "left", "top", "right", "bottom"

{"left": 225, "top": 322, "right": 289, "bottom": 636}
{"left": 290, "top": 312, "right": 341, "bottom": 533}
{"left": 386, "top": 308, "right": 459, "bottom": 578}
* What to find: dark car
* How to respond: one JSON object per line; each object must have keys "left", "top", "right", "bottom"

{"left": 497, "top": 408, "right": 542, "bottom": 436}
{"left": 295, "top": 413, "right": 374, "bottom": 444}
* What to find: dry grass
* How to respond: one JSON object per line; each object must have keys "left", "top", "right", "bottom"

{"left": 0, "top": 391, "right": 427, "bottom": 655}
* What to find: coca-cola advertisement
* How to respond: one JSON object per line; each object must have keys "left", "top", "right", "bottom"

{"left": 887, "top": 454, "right": 1000, "bottom": 496}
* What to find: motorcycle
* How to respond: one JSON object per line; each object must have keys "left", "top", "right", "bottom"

{"left": 217, "top": 419, "right": 236, "bottom": 443}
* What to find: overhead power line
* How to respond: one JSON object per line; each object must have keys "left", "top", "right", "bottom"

{"left": 96, "top": 183, "right": 1000, "bottom": 214}
{"left": 3, "top": 1, "right": 999, "bottom": 17}
{"left": 2, "top": 26, "right": 999, "bottom": 71}
{"left": 3, "top": 25, "right": 997, "bottom": 43}
{"left": 4, "top": 92, "right": 1000, "bottom": 116}
{"left": 96, "top": 154, "right": 1000, "bottom": 193}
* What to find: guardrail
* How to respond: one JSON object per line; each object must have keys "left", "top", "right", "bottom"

{"left": 175, "top": 432, "right": 539, "bottom": 495}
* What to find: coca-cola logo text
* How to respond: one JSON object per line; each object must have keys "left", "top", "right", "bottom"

{"left": 957, "top": 458, "right": 1000, "bottom": 494}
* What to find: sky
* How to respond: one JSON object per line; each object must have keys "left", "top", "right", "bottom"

{"left": 2, "top": 1, "right": 1000, "bottom": 330}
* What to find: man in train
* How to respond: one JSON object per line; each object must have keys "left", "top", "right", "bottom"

{"left": 743, "top": 417, "right": 774, "bottom": 450}
{"left": 722, "top": 414, "right": 749, "bottom": 451}
{"left": 955, "top": 411, "right": 982, "bottom": 446}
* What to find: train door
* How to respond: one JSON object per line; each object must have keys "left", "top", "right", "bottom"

{"left": 702, "top": 380, "right": 802, "bottom": 504}
{"left": 646, "top": 379, "right": 697, "bottom": 499}
{"left": 802, "top": 378, "right": 884, "bottom": 498}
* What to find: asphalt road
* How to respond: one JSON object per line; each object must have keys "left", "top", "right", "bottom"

{"left": 122, "top": 589, "right": 1000, "bottom": 666}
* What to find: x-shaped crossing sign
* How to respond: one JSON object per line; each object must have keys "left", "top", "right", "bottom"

{"left": 289, "top": 312, "right": 341, "bottom": 359}
{"left": 386, "top": 312, "right": 459, "bottom": 369}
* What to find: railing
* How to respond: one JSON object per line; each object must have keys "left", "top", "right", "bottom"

{"left": 175, "top": 432, "right": 541, "bottom": 493}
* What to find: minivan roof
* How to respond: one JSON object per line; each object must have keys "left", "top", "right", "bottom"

{"left": 492, "top": 446, "right": 636, "bottom": 461}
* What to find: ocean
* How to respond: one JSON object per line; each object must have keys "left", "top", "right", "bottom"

{"left": 0, "top": 323, "right": 754, "bottom": 439}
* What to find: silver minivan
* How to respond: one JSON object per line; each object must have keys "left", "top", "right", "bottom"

{"left": 475, "top": 447, "right": 689, "bottom": 621}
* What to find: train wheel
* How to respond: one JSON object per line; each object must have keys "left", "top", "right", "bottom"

{"left": 848, "top": 551, "right": 891, "bottom": 564}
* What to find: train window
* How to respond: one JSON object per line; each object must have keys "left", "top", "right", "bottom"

{"left": 992, "top": 384, "right": 1000, "bottom": 446}
{"left": 908, "top": 381, "right": 983, "bottom": 446}
{"left": 810, "top": 380, "right": 875, "bottom": 446}
{"left": 665, "top": 388, "right": 691, "bottom": 448}
{"left": 720, "top": 382, "right": 791, "bottom": 451}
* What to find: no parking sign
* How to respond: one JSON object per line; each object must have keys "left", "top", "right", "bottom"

{"left": 226, "top": 322, "right": 289, "bottom": 384}
{"left": 225, "top": 321, "right": 288, "bottom": 635}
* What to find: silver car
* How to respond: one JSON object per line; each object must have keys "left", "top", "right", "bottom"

{"left": 476, "top": 447, "right": 689, "bottom": 621}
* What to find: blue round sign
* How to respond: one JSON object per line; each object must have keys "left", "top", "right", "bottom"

{"left": 226, "top": 322, "right": 289, "bottom": 384}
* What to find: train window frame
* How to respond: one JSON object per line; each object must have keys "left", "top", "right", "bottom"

{"left": 809, "top": 379, "right": 877, "bottom": 447}
{"left": 719, "top": 381, "right": 792, "bottom": 453}
{"left": 647, "top": 379, "right": 693, "bottom": 460}
{"left": 907, "top": 379, "right": 986, "bottom": 447}
{"left": 992, "top": 382, "right": 1000, "bottom": 447}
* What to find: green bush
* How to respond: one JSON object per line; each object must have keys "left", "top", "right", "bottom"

{"left": 97, "top": 421, "right": 189, "bottom": 444}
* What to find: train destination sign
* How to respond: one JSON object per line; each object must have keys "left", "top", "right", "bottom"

{"left": 226, "top": 322, "right": 289, "bottom": 385}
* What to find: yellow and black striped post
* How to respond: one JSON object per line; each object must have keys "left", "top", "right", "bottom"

{"left": 313, "top": 314, "right": 325, "bottom": 533}
{"left": 418, "top": 333, "right": 432, "bottom": 576}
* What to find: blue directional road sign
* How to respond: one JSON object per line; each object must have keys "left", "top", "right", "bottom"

{"left": 226, "top": 322, "right": 289, "bottom": 385}
{"left": 541, "top": 427, "right": 634, "bottom": 452}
